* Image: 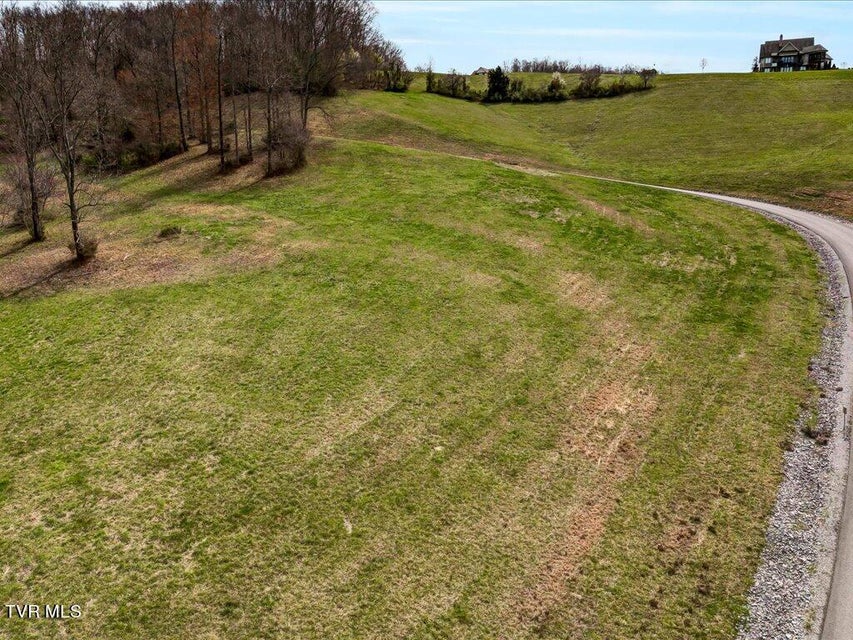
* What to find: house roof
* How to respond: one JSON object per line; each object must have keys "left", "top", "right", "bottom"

{"left": 802, "top": 44, "right": 828, "bottom": 53}
{"left": 760, "top": 37, "right": 814, "bottom": 58}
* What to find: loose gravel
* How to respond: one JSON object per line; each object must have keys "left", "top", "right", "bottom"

{"left": 737, "top": 216, "right": 851, "bottom": 640}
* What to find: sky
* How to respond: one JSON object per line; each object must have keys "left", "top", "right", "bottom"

{"left": 373, "top": 1, "right": 853, "bottom": 74}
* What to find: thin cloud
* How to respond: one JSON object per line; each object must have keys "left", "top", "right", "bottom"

{"left": 391, "top": 37, "right": 452, "bottom": 45}
{"left": 650, "top": 0, "right": 852, "bottom": 20}
{"left": 373, "top": 1, "right": 470, "bottom": 14}
{"left": 483, "top": 27, "right": 766, "bottom": 40}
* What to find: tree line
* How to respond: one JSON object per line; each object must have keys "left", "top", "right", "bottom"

{"left": 502, "top": 58, "right": 640, "bottom": 75}
{"left": 0, "top": 0, "right": 408, "bottom": 260}
{"left": 423, "top": 65, "right": 657, "bottom": 104}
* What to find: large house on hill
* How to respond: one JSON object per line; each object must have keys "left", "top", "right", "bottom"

{"left": 757, "top": 35, "right": 833, "bottom": 72}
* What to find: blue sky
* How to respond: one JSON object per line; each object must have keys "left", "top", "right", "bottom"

{"left": 373, "top": 1, "right": 853, "bottom": 74}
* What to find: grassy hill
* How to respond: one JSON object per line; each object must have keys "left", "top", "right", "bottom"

{"left": 0, "top": 72, "right": 836, "bottom": 639}
{"left": 326, "top": 70, "right": 853, "bottom": 216}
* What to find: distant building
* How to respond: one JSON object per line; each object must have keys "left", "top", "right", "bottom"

{"left": 471, "top": 67, "right": 489, "bottom": 76}
{"left": 757, "top": 35, "right": 833, "bottom": 72}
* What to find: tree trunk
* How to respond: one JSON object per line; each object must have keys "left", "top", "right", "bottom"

{"left": 232, "top": 89, "right": 239, "bottom": 165}
{"left": 66, "top": 164, "right": 83, "bottom": 260}
{"left": 26, "top": 154, "right": 44, "bottom": 242}
{"left": 245, "top": 54, "right": 253, "bottom": 159}
{"left": 198, "top": 92, "right": 208, "bottom": 144}
{"left": 230, "top": 38, "right": 239, "bottom": 165}
{"left": 184, "top": 79, "right": 194, "bottom": 140}
{"left": 245, "top": 91, "right": 253, "bottom": 160}
{"left": 216, "top": 32, "right": 225, "bottom": 170}
{"left": 195, "top": 56, "right": 208, "bottom": 145}
{"left": 203, "top": 66, "right": 212, "bottom": 148}
{"left": 170, "top": 28, "right": 187, "bottom": 152}
{"left": 266, "top": 88, "right": 273, "bottom": 175}
{"left": 155, "top": 90, "right": 164, "bottom": 149}
{"left": 300, "top": 91, "right": 309, "bottom": 129}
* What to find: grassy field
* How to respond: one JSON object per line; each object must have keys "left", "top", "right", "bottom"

{"left": 327, "top": 70, "right": 853, "bottom": 216}
{"left": 0, "top": 132, "right": 824, "bottom": 638}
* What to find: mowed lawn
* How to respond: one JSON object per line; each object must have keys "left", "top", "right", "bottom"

{"left": 328, "top": 70, "right": 853, "bottom": 217}
{"left": 0, "top": 138, "right": 822, "bottom": 639}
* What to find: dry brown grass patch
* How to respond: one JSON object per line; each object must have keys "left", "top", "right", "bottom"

{"left": 510, "top": 323, "right": 657, "bottom": 630}
{"left": 552, "top": 270, "right": 610, "bottom": 311}
{"left": 576, "top": 195, "right": 654, "bottom": 236}
{"left": 494, "top": 161, "right": 559, "bottom": 177}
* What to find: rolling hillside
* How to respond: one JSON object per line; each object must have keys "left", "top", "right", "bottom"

{"left": 325, "top": 70, "right": 853, "bottom": 217}
{"left": 0, "top": 72, "right": 837, "bottom": 639}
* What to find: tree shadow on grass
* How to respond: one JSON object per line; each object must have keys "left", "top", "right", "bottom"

{"left": 0, "top": 236, "right": 33, "bottom": 259}
{"left": 107, "top": 147, "right": 269, "bottom": 223}
{"left": 1, "top": 257, "right": 89, "bottom": 300}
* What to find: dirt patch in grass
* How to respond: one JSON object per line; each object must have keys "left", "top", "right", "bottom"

{"left": 576, "top": 195, "right": 654, "bottom": 236}
{"left": 462, "top": 269, "right": 503, "bottom": 289}
{"left": 552, "top": 270, "right": 610, "bottom": 311}
{"left": 824, "top": 188, "right": 853, "bottom": 218}
{"left": 512, "top": 323, "right": 657, "bottom": 630}
{"left": 0, "top": 212, "right": 300, "bottom": 298}
{"left": 494, "top": 161, "right": 559, "bottom": 177}
{"left": 440, "top": 218, "right": 547, "bottom": 254}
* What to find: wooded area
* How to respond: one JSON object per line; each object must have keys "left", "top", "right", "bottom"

{"left": 0, "top": 0, "right": 407, "bottom": 259}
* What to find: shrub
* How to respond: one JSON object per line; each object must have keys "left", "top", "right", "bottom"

{"left": 158, "top": 142, "right": 184, "bottom": 161}
{"left": 0, "top": 163, "right": 56, "bottom": 239}
{"left": 68, "top": 233, "right": 98, "bottom": 260}
{"left": 207, "top": 141, "right": 231, "bottom": 156}
{"left": 508, "top": 77, "right": 525, "bottom": 102}
{"left": 573, "top": 66, "right": 603, "bottom": 98}
{"left": 485, "top": 66, "right": 510, "bottom": 102}
{"left": 116, "top": 141, "right": 185, "bottom": 170}
{"left": 433, "top": 70, "right": 469, "bottom": 99}
{"left": 383, "top": 65, "right": 414, "bottom": 92}
{"left": 425, "top": 66, "right": 436, "bottom": 92}
{"left": 380, "top": 50, "right": 414, "bottom": 92}
{"left": 637, "top": 68, "right": 658, "bottom": 89}
{"left": 157, "top": 225, "right": 182, "bottom": 238}
{"left": 546, "top": 72, "right": 568, "bottom": 99}
{"left": 264, "top": 119, "right": 309, "bottom": 176}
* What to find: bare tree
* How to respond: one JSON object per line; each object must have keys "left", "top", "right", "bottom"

{"left": 637, "top": 67, "right": 658, "bottom": 89}
{"left": 222, "top": 2, "right": 240, "bottom": 165}
{"left": 30, "top": 2, "right": 102, "bottom": 260}
{"left": 215, "top": 12, "right": 226, "bottom": 170}
{"left": 234, "top": 0, "right": 257, "bottom": 160}
{"left": 700, "top": 57, "right": 708, "bottom": 72}
{"left": 1, "top": 163, "right": 56, "bottom": 237}
{"left": 283, "top": 0, "right": 375, "bottom": 129}
{"left": 163, "top": 1, "right": 189, "bottom": 152}
{"left": 0, "top": 0, "right": 383, "bottom": 191}
{"left": 83, "top": 3, "right": 121, "bottom": 168}
{"left": 0, "top": 6, "right": 47, "bottom": 240}
{"left": 185, "top": 0, "right": 216, "bottom": 147}
{"left": 256, "top": 0, "right": 290, "bottom": 175}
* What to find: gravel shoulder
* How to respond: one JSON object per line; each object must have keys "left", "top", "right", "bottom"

{"left": 735, "top": 216, "right": 850, "bottom": 640}
{"left": 562, "top": 172, "right": 853, "bottom": 640}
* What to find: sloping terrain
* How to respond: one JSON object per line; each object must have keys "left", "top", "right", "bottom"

{"left": 0, "top": 78, "right": 829, "bottom": 639}
{"left": 326, "top": 70, "right": 853, "bottom": 217}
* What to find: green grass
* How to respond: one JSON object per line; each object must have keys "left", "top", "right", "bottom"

{"left": 328, "top": 70, "right": 853, "bottom": 216}
{"left": 0, "top": 135, "right": 823, "bottom": 638}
